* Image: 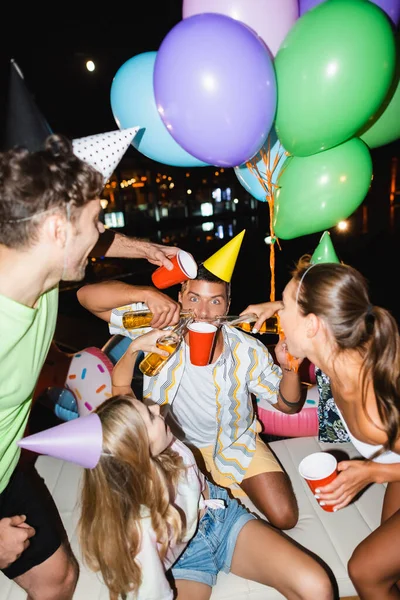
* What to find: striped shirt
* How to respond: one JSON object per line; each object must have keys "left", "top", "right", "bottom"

{"left": 110, "top": 305, "right": 282, "bottom": 483}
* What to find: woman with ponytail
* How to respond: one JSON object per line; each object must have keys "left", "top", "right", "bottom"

{"left": 274, "top": 255, "right": 400, "bottom": 600}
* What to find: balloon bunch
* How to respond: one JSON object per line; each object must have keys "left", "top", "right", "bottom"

{"left": 111, "top": 1, "right": 298, "bottom": 167}
{"left": 110, "top": 0, "right": 398, "bottom": 293}
{"left": 235, "top": 0, "right": 398, "bottom": 242}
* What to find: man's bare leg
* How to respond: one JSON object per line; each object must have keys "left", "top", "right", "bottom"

{"left": 14, "top": 543, "right": 78, "bottom": 600}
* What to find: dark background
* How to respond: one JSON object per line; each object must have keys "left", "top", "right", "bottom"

{"left": 0, "top": 3, "right": 399, "bottom": 351}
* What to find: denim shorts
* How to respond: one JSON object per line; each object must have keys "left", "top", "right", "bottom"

{"left": 171, "top": 481, "right": 256, "bottom": 587}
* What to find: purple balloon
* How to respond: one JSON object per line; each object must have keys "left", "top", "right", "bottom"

{"left": 299, "top": 0, "right": 400, "bottom": 24}
{"left": 154, "top": 13, "right": 277, "bottom": 167}
{"left": 373, "top": 0, "right": 400, "bottom": 24}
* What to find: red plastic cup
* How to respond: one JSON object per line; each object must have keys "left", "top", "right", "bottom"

{"left": 298, "top": 452, "right": 338, "bottom": 512}
{"left": 151, "top": 250, "right": 198, "bottom": 290}
{"left": 188, "top": 322, "right": 217, "bottom": 366}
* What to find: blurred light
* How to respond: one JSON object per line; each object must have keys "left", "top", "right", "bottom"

{"left": 337, "top": 220, "right": 348, "bottom": 232}
{"left": 339, "top": 175, "right": 347, "bottom": 183}
{"left": 201, "top": 202, "right": 213, "bottom": 217}
{"left": 320, "top": 175, "right": 329, "bottom": 185}
{"left": 202, "top": 73, "right": 217, "bottom": 92}
{"left": 140, "top": 176, "right": 147, "bottom": 182}
{"left": 100, "top": 199, "right": 108, "bottom": 209}
{"left": 233, "top": 198, "right": 239, "bottom": 204}
{"left": 104, "top": 212, "right": 125, "bottom": 228}
{"left": 214, "top": 171, "right": 220, "bottom": 176}
{"left": 161, "top": 208, "right": 169, "bottom": 218}
{"left": 217, "top": 225, "right": 224, "bottom": 239}
{"left": 202, "top": 222, "right": 214, "bottom": 232}
{"left": 326, "top": 61, "right": 338, "bottom": 77}
{"left": 187, "top": 189, "right": 192, "bottom": 195}
{"left": 186, "top": 172, "right": 190, "bottom": 178}
{"left": 212, "top": 188, "right": 222, "bottom": 202}
{"left": 132, "top": 182, "right": 145, "bottom": 188}
{"left": 169, "top": 182, "right": 175, "bottom": 189}
{"left": 86, "top": 60, "right": 95, "bottom": 72}
{"left": 228, "top": 224, "right": 233, "bottom": 237}
{"left": 225, "top": 187, "right": 232, "bottom": 201}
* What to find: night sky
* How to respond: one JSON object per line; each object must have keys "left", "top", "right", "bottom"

{"left": 0, "top": 3, "right": 184, "bottom": 141}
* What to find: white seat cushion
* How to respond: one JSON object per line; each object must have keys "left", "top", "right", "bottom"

{"left": 0, "top": 436, "right": 386, "bottom": 599}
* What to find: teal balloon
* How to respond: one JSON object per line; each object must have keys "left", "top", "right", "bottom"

{"left": 273, "top": 138, "right": 373, "bottom": 240}
{"left": 234, "top": 130, "right": 287, "bottom": 202}
{"left": 110, "top": 52, "right": 209, "bottom": 167}
{"left": 275, "top": 0, "right": 396, "bottom": 156}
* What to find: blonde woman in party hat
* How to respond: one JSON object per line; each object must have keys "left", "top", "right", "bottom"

{"left": 78, "top": 234, "right": 307, "bottom": 530}
{"left": 19, "top": 326, "right": 333, "bottom": 600}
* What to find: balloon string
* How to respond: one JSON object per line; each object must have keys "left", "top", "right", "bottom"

{"left": 245, "top": 135, "right": 284, "bottom": 302}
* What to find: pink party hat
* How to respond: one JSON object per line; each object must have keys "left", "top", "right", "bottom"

{"left": 72, "top": 126, "right": 140, "bottom": 183}
{"left": 17, "top": 413, "right": 102, "bottom": 468}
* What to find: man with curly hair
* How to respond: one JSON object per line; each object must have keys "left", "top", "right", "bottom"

{"left": 0, "top": 135, "right": 181, "bottom": 599}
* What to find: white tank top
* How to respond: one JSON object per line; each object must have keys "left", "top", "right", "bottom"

{"left": 336, "top": 406, "right": 400, "bottom": 464}
{"left": 168, "top": 342, "right": 218, "bottom": 447}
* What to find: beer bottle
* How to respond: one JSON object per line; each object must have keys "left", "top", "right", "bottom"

{"left": 215, "top": 313, "right": 279, "bottom": 334}
{"left": 122, "top": 306, "right": 193, "bottom": 330}
{"left": 138, "top": 315, "right": 193, "bottom": 377}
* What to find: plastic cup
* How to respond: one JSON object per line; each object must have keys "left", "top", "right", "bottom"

{"left": 151, "top": 250, "right": 198, "bottom": 289}
{"left": 298, "top": 452, "right": 338, "bottom": 513}
{"left": 188, "top": 322, "right": 217, "bottom": 366}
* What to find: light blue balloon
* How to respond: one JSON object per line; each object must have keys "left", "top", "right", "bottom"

{"left": 234, "top": 130, "right": 287, "bottom": 201}
{"left": 110, "top": 52, "right": 209, "bottom": 167}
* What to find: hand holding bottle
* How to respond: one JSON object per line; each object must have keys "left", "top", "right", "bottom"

{"left": 141, "top": 289, "right": 182, "bottom": 329}
{"left": 139, "top": 315, "right": 193, "bottom": 377}
{"left": 129, "top": 328, "right": 178, "bottom": 358}
{"left": 239, "top": 301, "right": 284, "bottom": 334}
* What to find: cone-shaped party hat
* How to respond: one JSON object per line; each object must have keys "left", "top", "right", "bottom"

{"left": 17, "top": 413, "right": 102, "bottom": 469}
{"left": 3, "top": 59, "right": 53, "bottom": 152}
{"left": 72, "top": 127, "right": 140, "bottom": 183}
{"left": 202, "top": 229, "right": 245, "bottom": 282}
{"left": 311, "top": 231, "right": 340, "bottom": 264}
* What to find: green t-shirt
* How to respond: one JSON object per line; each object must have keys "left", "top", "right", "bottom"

{"left": 0, "top": 286, "right": 59, "bottom": 493}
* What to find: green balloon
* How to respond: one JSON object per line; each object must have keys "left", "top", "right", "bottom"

{"left": 273, "top": 138, "right": 373, "bottom": 240}
{"left": 360, "top": 72, "right": 400, "bottom": 149}
{"left": 275, "top": 0, "right": 396, "bottom": 157}
{"left": 311, "top": 231, "right": 340, "bottom": 264}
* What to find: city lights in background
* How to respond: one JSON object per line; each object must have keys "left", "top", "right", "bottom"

{"left": 201, "top": 202, "right": 213, "bottom": 217}
{"left": 86, "top": 60, "right": 95, "bottom": 72}
{"left": 337, "top": 220, "right": 349, "bottom": 232}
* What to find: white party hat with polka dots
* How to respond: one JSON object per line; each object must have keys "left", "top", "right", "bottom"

{"left": 72, "top": 126, "right": 140, "bottom": 183}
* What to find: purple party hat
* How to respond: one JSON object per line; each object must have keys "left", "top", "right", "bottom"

{"left": 17, "top": 413, "right": 102, "bottom": 469}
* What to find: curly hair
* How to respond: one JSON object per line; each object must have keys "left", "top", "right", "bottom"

{"left": 78, "top": 396, "right": 186, "bottom": 598}
{"left": 0, "top": 134, "right": 103, "bottom": 248}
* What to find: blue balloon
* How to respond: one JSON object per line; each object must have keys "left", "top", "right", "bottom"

{"left": 234, "top": 130, "right": 287, "bottom": 201}
{"left": 110, "top": 52, "right": 209, "bottom": 167}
